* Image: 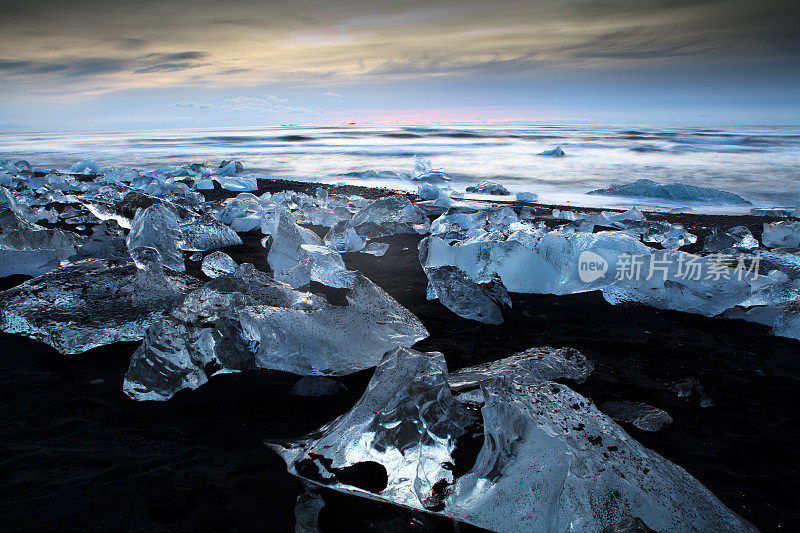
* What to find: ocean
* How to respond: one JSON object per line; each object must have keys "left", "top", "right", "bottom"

{"left": 1, "top": 124, "right": 798, "bottom": 211}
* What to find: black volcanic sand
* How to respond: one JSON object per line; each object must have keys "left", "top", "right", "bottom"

{"left": 1, "top": 178, "right": 799, "bottom": 532}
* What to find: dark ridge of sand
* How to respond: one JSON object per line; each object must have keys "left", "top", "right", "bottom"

{"left": 0, "top": 178, "right": 798, "bottom": 532}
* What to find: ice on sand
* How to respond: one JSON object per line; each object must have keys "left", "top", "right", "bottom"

{"left": 515, "top": 191, "right": 538, "bottom": 202}
{"left": 123, "top": 269, "right": 427, "bottom": 400}
{"left": 201, "top": 251, "right": 238, "bottom": 278}
{"left": 126, "top": 204, "right": 185, "bottom": 271}
{"left": 0, "top": 258, "right": 201, "bottom": 354}
{"left": 263, "top": 209, "right": 323, "bottom": 271}
{"left": 465, "top": 180, "right": 510, "bottom": 195}
{"left": 588, "top": 179, "right": 751, "bottom": 205}
{"left": 349, "top": 195, "right": 430, "bottom": 238}
{"left": 272, "top": 346, "right": 754, "bottom": 533}
{"left": 762, "top": 221, "right": 800, "bottom": 249}
{"left": 424, "top": 265, "right": 510, "bottom": 324}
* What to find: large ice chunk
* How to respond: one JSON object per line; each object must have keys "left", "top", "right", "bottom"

{"left": 465, "top": 180, "right": 510, "bottom": 195}
{"left": 703, "top": 226, "right": 759, "bottom": 252}
{"left": 273, "top": 347, "right": 754, "bottom": 533}
{"left": 588, "top": 179, "right": 751, "bottom": 205}
{"left": 424, "top": 265, "right": 510, "bottom": 324}
{"left": 0, "top": 258, "right": 201, "bottom": 354}
{"left": 179, "top": 214, "right": 242, "bottom": 251}
{"left": 126, "top": 204, "right": 185, "bottom": 271}
{"left": 762, "top": 221, "right": 800, "bottom": 249}
{"left": 264, "top": 209, "right": 323, "bottom": 271}
{"left": 350, "top": 195, "right": 431, "bottom": 238}
{"left": 602, "top": 251, "right": 753, "bottom": 316}
{"left": 448, "top": 346, "right": 594, "bottom": 391}
{"left": 420, "top": 230, "right": 650, "bottom": 294}
{"left": 201, "top": 251, "right": 238, "bottom": 278}
{"left": 123, "top": 270, "right": 428, "bottom": 400}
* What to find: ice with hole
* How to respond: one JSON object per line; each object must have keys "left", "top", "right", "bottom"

{"left": 272, "top": 346, "right": 755, "bottom": 533}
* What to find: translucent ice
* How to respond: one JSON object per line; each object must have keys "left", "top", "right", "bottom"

{"left": 324, "top": 221, "right": 366, "bottom": 252}
{"left": 424, "top": 265, "right": 510, "bottom": 324}
{"left": 411, "top": 156, "right": 450, "bottom": 182}
{"left": 538, "top": 146, "right": 566, "bottom": 157}
{"left": 0, "top": 258, "right": 201, "bottom": 354}
{"left": 588, "top": 179, "right": 751, "bottom": 205}
{"left": 600, "top": 401, "right": 673, "bottom": 432}
{"left": 70, "top": 159, "right": 102, "bottom": 174}
{"left": 350, "top": 195, "right": 430, "bottom": 238}
{"left": 602, "top": 251, "right": 753, "bottom": 316}
{"left": 515, "top": 191, "right": 538, "bottom": 202}
{"left": 299, "top": 244, "right": 355, "bottom": 289}
{"left": 773, "top": 300, "right": 800, "bottom": 340}
{"left": 126, "top": 204, "right": 185, "bottom": 271}
{"left": 123, "top": 270, "right": 428, "bottom": 400}
{"left": 73, "top": 221, "right": 131, "bottom": 262}
{"left": 448, "top": 346, "right": 594, "bottom": 391}
{"left": 703, "top": 226, "right": 759, "bottom": 252}
{"left": 273, "top": 347, "right": 754, "bottom": 533}
{"left": 216, "top": 160, "right": 244, "bottom": 176}
{"left": 420, "top": 230, "right": 650, "bottom": 294}
{"left": 201, "top": 251, "right": 238, "bottom": 278}
{"left": 762, "top": 221, "right": 800, "bottom": 249}
{"left": 264, "top": 209, "right": 323, "bottom": 271}
{"left": 215, "top": 176, "right": 258, "bottom": 192}
{"left": 179, "top": 214, "right": 242, "bottom": 251}
{"left": 465, "top": 180, "right": 510, "bottom": 195}
{"left": 360, "top": 242, "right": 389, "bottom": 257}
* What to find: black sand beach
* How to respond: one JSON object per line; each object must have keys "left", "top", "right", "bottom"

{"left": 1, "top": 179, "right": 798, "bottom": 532}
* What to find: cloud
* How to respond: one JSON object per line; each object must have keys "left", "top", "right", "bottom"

{"left": 169, "top": 101, "right": 212, "bottom": 109}
{"left": 323, "top": 91, "right": 340, "bottom": 97}
{"left": 220, "top": 94, "right": 307, "bottom": 113}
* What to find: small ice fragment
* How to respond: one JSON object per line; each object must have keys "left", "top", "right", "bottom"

{"left": 424, "top": 265, "right": 511, "bottom": 324}
{"left": 539, "top": 146, "right": 565, "bottom": 157}
{"left": 299, "top": 244, "right": 355, "bottom": 289}
{"left": 670, "top": 377, "right": 713, "bottom": 408}
{"left": 350, "top": 195, "right": 431, "bottom": 237}
{"left": 360, "top": 242, "right": 389, "bottom": 257}
{"left": 412, "top": 156, "right": 450, "bottom": 182}
{"left": 179, "top": 214, "right": 242, "bottom": 251}
{"left": 600, "top": 401, "right": 673, "bottom": 432}
{"left": 465, "top": 180, "right": 510, "bottom": 195}
{"left": 291, "top": 376, "right": 347, "bottom": 397}
{"left": 70, "top": 159, "right": 102, "bottom": 174}
{"left": 515, "top": 191, "right": 538, "bottom": 202}
{"left": 214, "top": 175, "right": 258, "bottom": 192}
{"left": 201, "top": 251, "right": 238, "bottom": 278}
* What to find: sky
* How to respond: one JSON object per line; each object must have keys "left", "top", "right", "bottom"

{"left": 0, "top": 0, "right": 798, "bottom": 130}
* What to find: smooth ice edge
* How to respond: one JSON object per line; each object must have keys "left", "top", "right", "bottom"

{"left": 588, "top": 179, "right": 751, "bottom": 205}
{"left": 272, "top": 346, "right": 755, "bottom": 533}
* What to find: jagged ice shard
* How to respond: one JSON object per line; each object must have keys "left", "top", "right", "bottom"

{"left": 0, "top": 257, "right": 201, "bottom": 354}
{"left": 424, "top": 265, "right": 510, "bottom": 324}
{"left": 126, "top": 204, "right": 185, "bottom": 271}
{"left": 272, "top": 347, "right": 755, "bottom": 533}
{"left": 350, "top": 195, "right": 431, "bottom": 238}
{"left": 123, "top": 268, "right": 428, "bottom": 400}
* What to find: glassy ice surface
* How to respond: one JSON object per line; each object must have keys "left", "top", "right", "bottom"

{"left": 465, "top": 180, "right": 510, "bottom": 195}
{"left": 350, "top": 195, "right": 430, "bottom": 238}
{"left": 201, "top": 251, "right": 238, "bottom": 278}
{"left": 424, "top": 265, "right": 510, "bottom": 324}
{"left": 0, "top": 258, "right": 201, "bottom": 354}
{"left": 123, "top": 269, "right": 427, "bottom": 400}
{"left": 324, "top": 220, "right": 366, "bottom": 252}
{"left": 589, "top": 178, "right": 751, "bottom": 205}
{"left": 762, "top": 221, "right": 800, "bottom": 249}
{"left": 179, "top": 214, "right": 242, "bottom": 251}
{"left": 360, "top": 242, "right": 389, "bottom": 257}
{"left": 126, "top": 204, "right": 185, "bottom": 271}
{"left": 273, "top": 346, "right": 755, "bottom": 533}
{"left": 600, "top": 401, "right": 673, "bottom": 432}
{"left": 703, "top": 226, "right": 759, "bottom": 252}
{"left": 448, "top": 346, "right": 594, "bottom": 391}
